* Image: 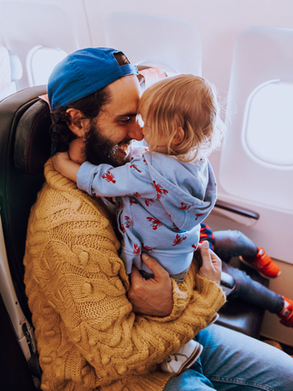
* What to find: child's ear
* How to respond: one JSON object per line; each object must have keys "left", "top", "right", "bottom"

{"left": 66, "top": 108, "right": 90, "bottom": 138}
{"left": 172, "top": 127, "right": 185, "bottom": 145}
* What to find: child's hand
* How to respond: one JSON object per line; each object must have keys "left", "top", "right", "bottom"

{"left": 51, "top": 152, "right": 80, "bottom": 182}
{"left": 52, "top": 151, "right": 70, "bottom": 172}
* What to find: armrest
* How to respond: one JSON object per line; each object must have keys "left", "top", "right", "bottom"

{"left": 220, "top": 271, "right": 235, "bottom": 296}
{"left": 221, "top": 271, "right": 235, "bottom": 289}
{"left": 215, "top": 200, "right": 259, "bottom": 220}
{"left": 213, "top": 200, "right": 260, "bottom": 227}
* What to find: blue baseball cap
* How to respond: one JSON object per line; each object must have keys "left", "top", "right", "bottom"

{"left": 48, "top": 47, "right": 139, "bottom": 110}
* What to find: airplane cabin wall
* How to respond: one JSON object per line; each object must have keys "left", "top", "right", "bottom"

{"left": 1, "top": 0, "right": 293, "bottom": 345}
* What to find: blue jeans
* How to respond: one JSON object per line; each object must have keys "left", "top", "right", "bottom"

{"left": 213, "top": 230, "right": 284, "bottom": 314}
{"left": 164, "top": 324, "right": 293, "bottom": 390}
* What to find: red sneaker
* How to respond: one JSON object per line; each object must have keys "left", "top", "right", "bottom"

{"left": 240, "top": 247, "right": 281, "bottom": 279}
{"left": 278, "top": 297, "right": 293, "bottom": 327}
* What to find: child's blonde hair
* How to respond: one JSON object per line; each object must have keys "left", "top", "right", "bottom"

{"left": 138, "top": 74, "right": 226, "bottom": 161}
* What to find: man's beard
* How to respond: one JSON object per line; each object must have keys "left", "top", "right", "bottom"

{"left": 82, "top": 121, "right": 131, "bottom": 167}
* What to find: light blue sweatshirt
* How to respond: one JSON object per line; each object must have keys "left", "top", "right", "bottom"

{"left": 77, "top": 150, "right": 217, "bottom": 278}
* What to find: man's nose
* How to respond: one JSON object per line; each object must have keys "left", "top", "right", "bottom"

{"left": 128, "top": 120, "right": 144, "bottom": 141}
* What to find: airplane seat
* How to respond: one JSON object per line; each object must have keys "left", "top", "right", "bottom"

{"left": 0, "top": 293, "right": 38, "bottom": 391}
{"left": 0, "top": 85, "right": 51, "bottom": 322}
{"left": 0, "top": 85, "right": 50, "bottom": 389}
{"left": 0, "top": 1, "right": 79, "bottom": 91}
{"left": 105, "top": 12, "right": 202, "bottom": 76}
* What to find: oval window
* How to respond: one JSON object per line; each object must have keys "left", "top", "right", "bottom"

{"left": 243, "top": 81, "right": 293, "bottom": 167}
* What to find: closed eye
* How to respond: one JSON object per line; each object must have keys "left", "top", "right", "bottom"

{"left": 116, "top": 114, "right": 137, "bottom": 125}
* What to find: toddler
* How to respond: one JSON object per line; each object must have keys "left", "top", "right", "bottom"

{"left": 53, "top": 74, "right": 226, "bottom": 375}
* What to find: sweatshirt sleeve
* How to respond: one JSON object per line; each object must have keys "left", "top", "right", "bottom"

{"left": 77, "top": 159, "right": 154, "bottom": 199}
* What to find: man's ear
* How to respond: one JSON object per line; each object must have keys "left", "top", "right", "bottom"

{"left": 172, "top": 127, "right": 185, "bottom": 146}
{"left": 66, "top": 108, "right": 90, "bottom": 138}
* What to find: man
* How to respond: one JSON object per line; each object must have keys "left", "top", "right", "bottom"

{"left": 23, "top": 47, "right": 293, "bottom": 391}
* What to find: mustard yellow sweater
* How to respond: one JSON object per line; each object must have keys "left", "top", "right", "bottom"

{"left": 23, "top": 160, "right": 225, "bottom": 391}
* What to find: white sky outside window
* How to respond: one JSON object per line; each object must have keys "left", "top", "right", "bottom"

{"left": 243, "top": 81, "right": 293, "bottom": 167}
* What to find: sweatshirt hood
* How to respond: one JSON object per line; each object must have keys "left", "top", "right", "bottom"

{"left": 144, "top": 152, "right": 217, "bottom": 231}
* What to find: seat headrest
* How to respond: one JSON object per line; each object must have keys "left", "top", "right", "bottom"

{"left": 14, "top": 98, "right": 52, "bottom": 175}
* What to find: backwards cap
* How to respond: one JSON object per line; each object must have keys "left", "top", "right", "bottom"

{"left": 48, "top": 47, "right": 138, "bottom": 110}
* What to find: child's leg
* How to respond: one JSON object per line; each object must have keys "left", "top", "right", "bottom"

{"left": 213, "top": 230, "right": 258, "bottom": 263}
{"left": 222, "top": 253, "right": 293, "bottom": 326}
{"left": 213, "top": 230, "right": 280, "bottom": 278}
{"left": 222, "top": 262, "right": 284, "bottom": 313}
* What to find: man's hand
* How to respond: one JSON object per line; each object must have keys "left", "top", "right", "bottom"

{"left": 128, "top": 253, "right": 173, "bottom": 317}
{"left": 198, "top": 241, "right": 222, "bottom": 286}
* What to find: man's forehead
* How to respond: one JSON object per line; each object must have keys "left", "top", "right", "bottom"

{"left": 103, "top": 75, "right": 140, "bottom": 117}
{"left": 107, "top": 75, "right": 140, "bottom": 96}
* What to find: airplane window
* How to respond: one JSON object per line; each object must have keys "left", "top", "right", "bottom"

{"left": 27, "top": 46, "right": 67, "bottom": 87}
{"left": 243, "top": 80, "right": 293, "bottom": 167}
{"left": 219, "top": 82, "right": 293, "bottom": 213}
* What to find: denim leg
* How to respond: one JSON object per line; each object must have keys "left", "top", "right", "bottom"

{"left": 196, "top": 324, "right": 293, "bottom": 391}
{"left": 164, "top": 324, "right": 293, "bottom": 390}
{"left": 222, "top": 262, "right": 284, "bottom": 313}
{"left": 213, "top": 230, "right": 258, "bottom": 263}
{"left": 163, "top": 361, "right": 216, "bottom": 390}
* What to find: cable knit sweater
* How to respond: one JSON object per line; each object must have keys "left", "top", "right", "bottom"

{"left": 23, "top": 159, "right": 225, "bottom": 391}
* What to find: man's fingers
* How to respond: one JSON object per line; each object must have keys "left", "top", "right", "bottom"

{"left": 141, "top": 253, "right": 169, "bottom": 281}
{"left": 199, "top": 241, "right": 212, "bottom": 268}
{"left": 129, "top": 265, "right": 144, "bottom": 287}
{"left": 200, "top": 240, "right": 211, "bottom": 252}
{"left": 210, "top": 251, "right": 221, "bottom": 267}
{"left": 128, "top": 255, "right": 173, "bottom": 316}
{"left": 198, "top": 241, "right": 222, "bottom": 285}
